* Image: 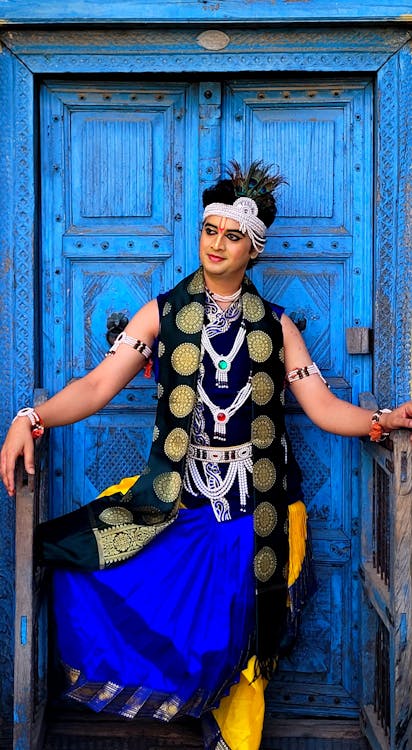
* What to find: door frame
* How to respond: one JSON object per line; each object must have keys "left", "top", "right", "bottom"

{"left": 1, "top": 22, "right": 411, "bottom": 730}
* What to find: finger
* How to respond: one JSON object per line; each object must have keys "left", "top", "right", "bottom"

{"left": 23, "top": 439, "right": 35, "bottom": 476}
{"left": 1, "top": 449, "right": 17, "bottom": 497}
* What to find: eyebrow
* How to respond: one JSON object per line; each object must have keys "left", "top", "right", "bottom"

{"left": 204, "top": 221, "right": 244, "bottom": 236}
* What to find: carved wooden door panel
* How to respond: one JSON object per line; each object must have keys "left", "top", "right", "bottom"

{"left": 40, "top": 77, "right": 373, "bottom": 721}
{"left": 221, "top": 79, "right": 373, "bottom": 717}
{"left": 40, "top": 80, "right": 194, "bottom": 517}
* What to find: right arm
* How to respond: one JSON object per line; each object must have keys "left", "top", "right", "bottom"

{"left": 1, "top": 298, "right": 160, "bottom": 496}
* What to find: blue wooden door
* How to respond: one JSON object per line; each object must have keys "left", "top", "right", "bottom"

{"left": 40, "top": 77, "right": 373, "bottom": 719}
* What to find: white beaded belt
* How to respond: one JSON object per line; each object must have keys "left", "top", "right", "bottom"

{"left": 187, "top": 442, "right": 252, "bottom": 463}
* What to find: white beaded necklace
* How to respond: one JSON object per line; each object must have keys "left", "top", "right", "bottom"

{"left": 208, "top": 287, "right": 242, "bottom": 303}
{"left": 197, "top": 375, "right": 252, "bottom": 441}
{"left": 201, "top": 322, "right": 246, "bottom": 388}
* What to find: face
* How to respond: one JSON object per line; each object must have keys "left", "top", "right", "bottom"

{"left": 199, "top": 215, "right": 257, "bottom": 289}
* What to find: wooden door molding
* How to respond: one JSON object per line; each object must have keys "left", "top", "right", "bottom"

{"left": 1, "top": 24, "right": 411, "bottom": 730}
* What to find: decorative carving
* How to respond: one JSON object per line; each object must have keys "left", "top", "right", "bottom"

{"left": 0, "top": 49, "right": 36, "bottom": 723}
{"left": 2, "top": 27, "right": 409, "bottom": 57}
{"left": 393, "top": 46, "right": 412, "bottom": 404}
{"left": 374, "top": 57, "right": 397, "bottom": 405}
{"left": 86, "top": 427, "right": 150, "bottom": 493}
{"left": 287, "top": 423, "right": 330, "bottom": 510}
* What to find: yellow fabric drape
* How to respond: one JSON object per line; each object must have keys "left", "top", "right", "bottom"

{"left": 212, "top": 656, "right": 267, "bottom": 750}
{"left": 98, "top": 475, "right": 139, "bottom": 498}
{"left": 213, "top": 500, "right": 308, "bottom": 750}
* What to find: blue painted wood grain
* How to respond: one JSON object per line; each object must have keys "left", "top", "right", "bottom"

{"left": 1, "top": 22, "right": 411, "bottom": 746}
{"left": 0, "top": 0, "right": 412, "bottom": 24}
{"left": 38, "top": 77, "right": 373, "bottom": 718}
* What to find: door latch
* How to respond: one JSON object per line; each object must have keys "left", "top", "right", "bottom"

{"left": 345, "top": 327, "right": 373, "bottom": 354}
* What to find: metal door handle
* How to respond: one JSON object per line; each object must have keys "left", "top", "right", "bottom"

{"left": 289, "top": 311, "right": 307, "bottom": 332}
{"left": 106, "top": 313, "right": 129, "bottom": 345}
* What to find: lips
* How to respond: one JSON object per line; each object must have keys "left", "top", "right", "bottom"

{"left": 207, "top": 253, "right": 224, "bottom": 263}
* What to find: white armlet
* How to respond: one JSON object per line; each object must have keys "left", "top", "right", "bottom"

{"left": 285, "top": 361, "right": 329, "bottom": 387}
{"left": 106, "top": 331, "right": 152, "bottom": 360}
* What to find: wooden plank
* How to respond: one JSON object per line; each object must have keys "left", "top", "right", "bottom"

{"left": 13, "top": 399, "right": 49, "bottom": 750}
{"left": 392, "top": 431, "right": 412, "bottom": 750}
{"left": 13, "top": 461, "right": 36, "bottom": 750}
{"left": 0, "top": 0, "right": 412, "bottom": 25}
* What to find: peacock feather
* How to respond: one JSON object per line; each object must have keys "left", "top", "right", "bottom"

{"left": 227, "top": 159, "right": 285, "bottom": 201}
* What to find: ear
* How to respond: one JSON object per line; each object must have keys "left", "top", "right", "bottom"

{"left": 249, "top": 249, "right": 258, "bottom": 260}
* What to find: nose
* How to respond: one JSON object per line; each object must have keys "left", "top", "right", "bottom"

{"left": 212, "top": 232, "right": 225, "bottom": 251}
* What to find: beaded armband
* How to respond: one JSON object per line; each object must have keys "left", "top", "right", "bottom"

{"left": 106, "top": 331, "right": 152, "bottom": 360}
{"left": 285, "top": 361, "right": 329, "bottom": 387}
{"left": 369, "top": 408, "right": 392, "bottom": 442}
{"left": 13, "top": 407, "right": 45, "bottom": 439}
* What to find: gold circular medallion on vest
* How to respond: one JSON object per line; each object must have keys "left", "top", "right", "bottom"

{"left": 162, "top": 301, "right": 172, "bottom": 317}
{"left": 153, "top": 471, "right": 182, "bottom": 503}
{"left": 251, "top": 415, "right": 275, "bottom": 449}
{"left": 254, "top": 501, "right": 278, "bottom": 537}
{"left": 251, "top": 372, "right": 274, "bottom": 405}
{"left": 164, "top": 428, "right": 189, "bottom": 462}
{"left": 176, "top": 302, "right": 204, "bottom": 334}
{"left": 169, "top": 385, "right": 196, "bottom": 417}
{"left": 253, "top": 458, "right": 276, "bottom": 493}
{"left": 187, "top": 268, "right": 204, "bottom": 294}
{"left": 279, "top": 345, "right": 285, "bottom": 363}
{"left": 247, "top": 331, "right": 273, "bottom": 362}
{"left": 153, "top": 425, "right": 160, "bottom": 442}
{"left": 158, "top": 341, "right": 165, "bottom": 357}
{"left": 171, "top": 343, "right": 200, "bottom": 376}
{"left": 157, "top": 383, "right": 164, "bottom": 399}
{"left": 253, "top": 546, "right": 277, "bottom": 582}
{"left": 242, "top": 293, "right": 265, "bottom": 323}
{"left": 99, "top": 506, "right": 134, "bottom": 526}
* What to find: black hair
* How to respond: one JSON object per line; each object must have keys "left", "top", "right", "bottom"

{"left": 202, "top": 179, "right": 277, "bottom": 228}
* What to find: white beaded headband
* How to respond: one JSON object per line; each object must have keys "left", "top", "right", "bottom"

{"left": 202, "top": 196, "right": 267, "bottom": 254}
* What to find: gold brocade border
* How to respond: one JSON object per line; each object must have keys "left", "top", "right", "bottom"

{"left": 93, "top": 519, "right": 174, "bottom": 568}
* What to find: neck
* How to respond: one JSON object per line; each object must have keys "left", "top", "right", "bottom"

{"left": 202, "top": 270, "right": 244, "bottom": 299}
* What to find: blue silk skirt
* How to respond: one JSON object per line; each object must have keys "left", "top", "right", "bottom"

{"left": 52, "top": 504, "right": 255, "bottom": 720}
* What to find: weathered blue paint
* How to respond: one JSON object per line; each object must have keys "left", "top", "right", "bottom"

{"left": 0, "top": 0, "right": 412, "bottom": 24}
{"left": 20, "top": 616, "right": 27, "bottom": 646}
{"left": 40, "top": 75, "right": 370, "bottom": 718}
{"left": 2, "top": 27, "right": 411, "bottom": 75}
{"left": 0, "top": 42, "right": 36, "bottom": 731}
{"left": 0, "top": 18, "right": 411, "bottom": 746}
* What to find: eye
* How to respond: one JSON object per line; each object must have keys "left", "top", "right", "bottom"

{"left": 204, "top": 226, "right": 216, "bottom": 236}
{"left": 227, "top": 232, "right": 242, "bottom": 241}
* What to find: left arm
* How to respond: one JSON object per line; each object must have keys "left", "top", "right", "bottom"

{"left": 281, "top": 313, "right": 412, "bottom": 439}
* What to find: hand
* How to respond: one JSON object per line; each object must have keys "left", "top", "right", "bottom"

{"left": 381, "top": 401, "right": 412, "bottom": 440}
{"left": 0, "top": 418, "right": 35, "bottom": 496}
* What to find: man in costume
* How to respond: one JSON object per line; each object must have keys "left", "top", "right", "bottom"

{"left": 2, "top": 161, "right": 412, "bottom": 750}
